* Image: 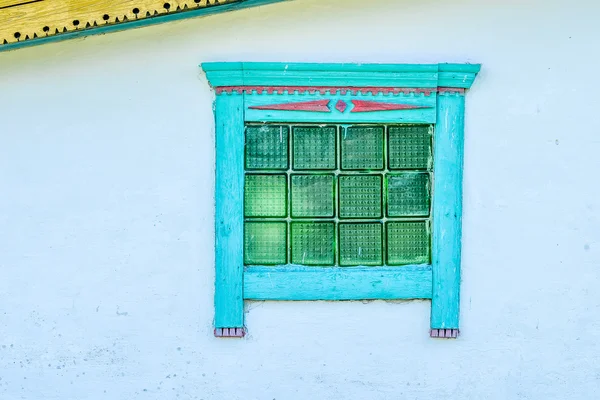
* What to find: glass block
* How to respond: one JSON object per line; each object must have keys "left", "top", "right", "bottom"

{"left": 244, "top": 174, "right": 287, "bottom": 217}
{"left": 388, "top": 126, "right": 431, "bottom": 170}
{"left": 387, "top": 222, "right": 430, "bottom": 265}
{"left": 341, "top": 126, "right": 384, "bottom": 170}
{"left": 291, "top": 222, "right": 335, "bottom": 265}
{"left": 244, "top": 222, "right": 287, "bottom": 265}
{"left": 291, "top": 175, "right": 334, "bottom": 217}
{"left": 292, "top": 126, "right": 336, "bottom": 170}
{"left": 245, "top": 125, "right": 289, "bottom": 170}
{"left": 387, "top": 173, "right": 430, "bottom": 217}
{"left": 339, "top": 223, "right": 383, "bottom": 266}
{"left": 339, "top": 175, "right": 382, "bottom": 218}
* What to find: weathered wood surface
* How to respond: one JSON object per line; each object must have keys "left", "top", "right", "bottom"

{"left": 244, "top": 265, "right": 433, "bottom": 301}
{"left": 244, "top": 92, "right": 437, "bottom": 123}
{"left": 430, "top": 92, "right": 466, "bottom": 330}
{"left": 203, "top": 63, "right": 481, "bottom": 89}
{"left": 248, "top": 99, "right": 331, "bottom": 112}
{"left": 214, "top": 92, "right": 245, "bottom": 329}
{"left": 0, "top": 0, "right": 280, "bottom": 49}
{"left": 350, "top": 99, "right": 432, "bottom": 113}
{"left": 202, "top": 62, "right": 480, "bottom": 335}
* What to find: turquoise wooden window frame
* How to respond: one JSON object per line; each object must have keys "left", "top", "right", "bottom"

{"left": 202, "top": 62, "right": 480, "bottom": 338}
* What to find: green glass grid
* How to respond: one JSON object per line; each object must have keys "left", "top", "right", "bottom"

{"left": 339, "top": 223, "right": 383, "bottom": 266}
{"left": 292, "top": 126, "right": 336, "bottom": 170}
{"left": 291, "top": 174, "right": 334, "bottom": 217}
{"left": 389, "top": 126, "right": 431, "bottom": 170}
{"left": 243, "top": 123, "right": 434, "bottom": 267}
{"left": 244, "top": 222, "right": 287, "bottom": 265}
{"left": 341, "top": 126, "right": 384, "bottom": 170}
{"left": 387, "top": 173, "right": 430, "bottom": 217}
{"left": 245, "top": 125, "right": 289, "bottom": 170}
{"left": 291, "top": 222, "right": 335, "bottom": 265}
{"left": 387, "top": 222, "right": 430, "bottom": 265}
{"left": 339, "top": 175, "right": 382, "bottom": 218}
{"left": 244, "top": 174, "right": 287, "bottom": 217}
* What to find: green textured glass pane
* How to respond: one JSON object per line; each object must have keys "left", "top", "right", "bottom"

{"left": 388, "top": 126, "right": 431, "bottom": 170}
{"left": 244, "top": 174, "right": 287, "bottom": 217}
{"left": 291, "top": 222, "right": 335, "bottom": 265}
{"left": 387, "top": 173, "right": 430, "bottom": 217}
{"left": 244, "top": 222, "right": 287, "bottom": 265}
{"left": 292, "top": 126, "right": 336, "bottom": 170}
{"left": 245, "top": 125, "right": 289, "bottom": 170}
{"left": 387, "top": 222, "right": 430, "bottom": 265}
{"left": 339, "top": 175, "right": 382, "bottom": 218}
{"left": 341, "top": 126, "right": 384, "bottom": 170}
{"left": 291, "top": 174, "right": 334, "bottom": 217}
{"left": 339, "top": 223, "right": 382, "bottom": 266}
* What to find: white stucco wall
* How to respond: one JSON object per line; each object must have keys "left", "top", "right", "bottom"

{"left": 1, "top": 0, "right": 599, "bottom": 398}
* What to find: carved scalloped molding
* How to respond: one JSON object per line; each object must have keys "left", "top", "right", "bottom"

{"left": 215, "top": 86, "right": 439, "bottom": 96}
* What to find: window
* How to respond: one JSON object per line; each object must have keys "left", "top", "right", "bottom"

{"left": 243, "top": 124, "right": 432, "bottom": 267}
{"left": 202, "top": 62, "right": 480, "bottom": 338}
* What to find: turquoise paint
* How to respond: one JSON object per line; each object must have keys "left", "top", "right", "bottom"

{"left": 245, "top": 92, "right": 436, "bottom": 123}
{"left": 214, "top": 93, "right": 245, "bottom": 329}
{"left": 438, "top": 64, "right": 481, "bottom": 88}
{"left": 0, "top": 0, "right": 284, "bottom": 53}
{"left": 205, "top": 62, "right": 480, "bottom": 333}
{"left": 243, "top": 265, "right": 433, "bottom": 300}
{"left": 438, "top": 64, "right": 481, "bottom": 73}
{"left": 430, "top": 92, "right": 466, "bottom": 330}
{"left": 202, "top": 62, "right": 481, "bottom": 89}
{"left": 213, "top": 63, "right": 440, "bottom": 72}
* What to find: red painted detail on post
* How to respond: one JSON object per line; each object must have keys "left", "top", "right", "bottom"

{"left": 335, "top": 100, "right": 347, "bottom": 113}
{"left": 215, "top": 86, "right": 437, "bottom": 96}
{"left": 214, "top": 327, "right": 246, "bottom": 338}
{"left": 248, "top": 99, "right": 331, "bottom": 112}
{"left": 350, "top": 100, "right": 432, "bottom": 113}
{"left": 430, "top": 328, "right": 459, "bottom": 339}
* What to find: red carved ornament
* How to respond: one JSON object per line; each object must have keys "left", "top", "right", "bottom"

{"left": 248, "top": 99, "right": 330, "bottom": 112}
{"left": 350, "top": 100, "right": 432, "bottom": 113}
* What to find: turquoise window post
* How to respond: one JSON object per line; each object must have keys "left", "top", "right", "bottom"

{"left": 430, "top": 91, "right": 466, "bottom": 337}
{"left": 214, "top": 92, "right": 245, "bottom": 336}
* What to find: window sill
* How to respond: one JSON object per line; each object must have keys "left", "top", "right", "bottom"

{"left": 244, "top": 265, "right": 432, "bottom": 301}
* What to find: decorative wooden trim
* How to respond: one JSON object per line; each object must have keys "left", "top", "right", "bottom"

{"left": 214, "top": 92, "right": 245, "bottom": 332}
{"left": 203, "top": 63, "right": 480, "bottom": 90}
{"left": 335, "top": 100, "right": 347, "bottom": 113}
{"left": 206, "top": 62, "right": 480, "bottom": 338}
{"left": 430, "top": 329, "right": 459, "bottom": 339}
{"left": 350, "top": 99, "right": 432, "bottom": 113}
{"left": 214, "top": 328, "right": 245, "bottom": 338}
{"left": 438, "top": 87, "right": 466, "bottom": 95}
{"left": 248, "top": 99, "right": 331, "bottom": 112}
{"left": 244, "top": 266, "right": 433, "bottom": 301}
{"left": 244, "top": 93, "right": 437, "bottom": 124}
{"left": 0, "top": 0, "right": 284, "bottom": 52}
{"left": 246, "top": 98, "right": 435, "bottom": 114}
{"left": 438, "top": 64, "right": 480, "bottom": 89}
{"left": 216, "top": 86, "right": 438, "bottom": 96}
{"left": 430, "top": 92, "right": 466, "bottom": 333}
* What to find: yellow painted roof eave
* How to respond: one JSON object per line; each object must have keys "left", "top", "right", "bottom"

{"left": 0, "top": 0, "right": 283, "bottom": 52}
